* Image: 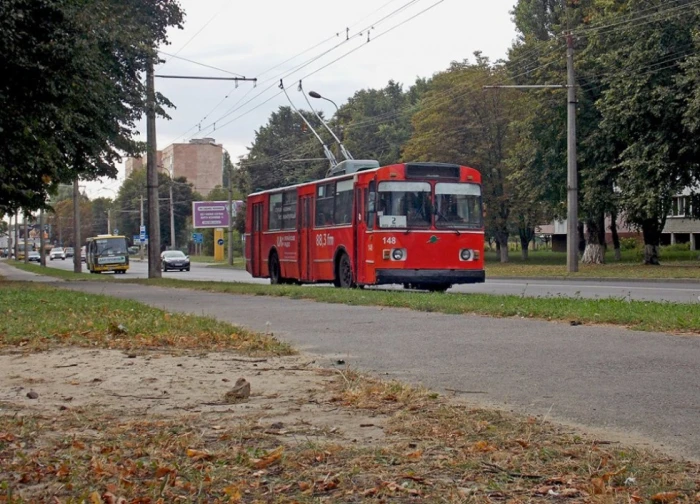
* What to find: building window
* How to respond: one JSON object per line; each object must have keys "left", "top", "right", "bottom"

{"left": 670, "top": 196, "right": 692, "bottom": 217}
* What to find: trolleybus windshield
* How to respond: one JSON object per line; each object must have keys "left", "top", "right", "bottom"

{"left": 435, "top": 183, "right": 482, "bottom": 229}
{"left": 377, "top": 181, "right": 431, "bottom": 228}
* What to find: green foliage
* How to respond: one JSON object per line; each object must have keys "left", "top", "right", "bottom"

{"left": 0, "top": 0, "right": 183, "bottom": 213}
{"left": 619, "top": 237, "right": 638, "bottom": 251}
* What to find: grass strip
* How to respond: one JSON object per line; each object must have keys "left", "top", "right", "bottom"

{"left": 8, "top": 261, "right": 700, "bottom": 333}
{"left": 8, "top": 261, "right": 112, "bottom": 281}
{"left": 0, "top": 280, "right": 293, "bottom": 355}
{"left": 1, "top": 370, "right": 697, "bottom": 502}
{"left": 486, "top": 261, "right": 700, "bottom": 279}
{"left": 133, "top": 278, "right": 700, "bottom": 334}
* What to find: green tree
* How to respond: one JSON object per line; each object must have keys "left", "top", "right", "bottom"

{"left": 0, "top": 0, "right": 183, "bottom": 213}
{"left": 590, "top": 0, "right": 700, "bottom": 264}
{"left": 338, "top": 80, "right": 426, "bottom": 166}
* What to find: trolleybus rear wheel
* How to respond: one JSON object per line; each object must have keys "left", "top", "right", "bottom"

{"left": 269, "top": 251, "right": 282, "bottom": 285}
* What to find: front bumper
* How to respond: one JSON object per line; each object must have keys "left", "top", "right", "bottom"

{"left": 375, "top": 268, "right": 485, "bottom": 286}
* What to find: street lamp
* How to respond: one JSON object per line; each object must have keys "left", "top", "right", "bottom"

{"left": 308, "top": 90, "right": 341, "bottom": 159}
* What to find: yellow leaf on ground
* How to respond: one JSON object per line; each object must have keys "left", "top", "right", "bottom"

{"left": 651, "top": 492, "right": 681, "bottom": 503}
{"left": 89, "top": 491, "right": 103, "bottom": 504}
{"left": 252, "top": 446, "right": 283, "bottom": 469}
{"left": 186, "top": 448, "right": 213, "bottom": 461}
{"left": 405, "top": 449, "right": 423, "bottom": 460}
{"left": 473, "top": 440, "right": 497, "bottom": 452}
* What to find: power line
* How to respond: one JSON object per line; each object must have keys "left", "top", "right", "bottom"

{"left": 158, "top": 51, "right": 246, "bottom": 78}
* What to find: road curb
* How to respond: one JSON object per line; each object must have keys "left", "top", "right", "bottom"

{"left": 489, "top": 275, "right": 700, "bottom": 284}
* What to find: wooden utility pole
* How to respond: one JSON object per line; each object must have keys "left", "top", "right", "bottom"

{"left": 39, "top": 208, "right": 45, "bottom": 266}
{"left": 23, "top": 211, "right": 28, "bottom": 264}
{"left": 146, "top": 55, "right": 162, "bottom": 278}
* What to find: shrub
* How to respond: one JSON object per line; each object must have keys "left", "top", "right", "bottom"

{"left": 619, "top": 237, "right": 638, "bottom": 251}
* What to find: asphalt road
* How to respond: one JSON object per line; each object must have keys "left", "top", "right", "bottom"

{"left": 2, "top": 261, "right": 699, "bottom": 460}
{"left": 42, "top": 257, "right": 700, "bottom": 303}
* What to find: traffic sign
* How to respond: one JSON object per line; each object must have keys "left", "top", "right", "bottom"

{"left": 113, "top": 228, "right": 119, "bottom": 235}
{"left": 192, "top": 233, "right": 203, "bottom": 244}
{"left": 217, "top": 238, "right": 225, "bottom": 246}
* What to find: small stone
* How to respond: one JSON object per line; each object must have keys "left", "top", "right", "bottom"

{"left": 26, "top": 390, "right": 39, "bottom": 399}
{"left": 270, "top": 422, "right": 284, "bottom": 430}
{"left": 127, "top": 354, "right": 137, "bottom": 359}
{"left": 224, "top": 378, "right": 251, "bottom": 403}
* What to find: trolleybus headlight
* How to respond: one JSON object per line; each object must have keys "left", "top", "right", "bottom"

{"left": 391, "top": 248, "right": 406, "bottom": 261}
{"left": 460, "top": 249, "right": 473, "bottom": 261}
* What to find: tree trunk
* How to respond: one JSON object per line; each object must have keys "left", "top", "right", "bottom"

{"left": 519, "top": 225, "right": 534, "bottom": 261}
{"left": 641, "top": 219, "right": 662, "bottom": 265}
{"left": 581, "top": 217, "right": 605, "bottom": 264}
{"left": 610, "top": 210, "right": 621, "bottom": 261}
{"left": 496, "top": 231, "right": 509, "bottom": 263}
{"left": 577, "top": 221, "right": 586, "bottom": 254}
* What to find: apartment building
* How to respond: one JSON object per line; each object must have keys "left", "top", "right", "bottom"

{"left": 124, "top": 138, "right": 223, "bottom": 195}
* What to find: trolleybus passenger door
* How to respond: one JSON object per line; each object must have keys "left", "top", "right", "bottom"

{"left": 251, "top": 203, "right": 263, "bottom": 277}
{"left": 355, "top": 181, "right": 374, "bottom": 285}
{"left": 299, "top": 196, "right": 313, "bottom": 281}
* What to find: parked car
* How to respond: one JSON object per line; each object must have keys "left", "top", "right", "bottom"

{"left": 128, "top": 246, "right": 139, "bottom": 255}
{"left": 64, "top": 247, "right": 75, "bottom": 258}
{"left": 81, "top": 246, "right": 86, "bottom": 262}
{"left": 49, "top": 247, "right": 66, "bottom": 260}
{"left": 160, "top": 250, "right": 190, "bottom": 272}
{"left": 27, "top": 251, "right": 41, "bottom": 262}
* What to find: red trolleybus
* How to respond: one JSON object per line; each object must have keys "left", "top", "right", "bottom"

{"left": 244, "top": 161, "right": 485, "bottom": 292}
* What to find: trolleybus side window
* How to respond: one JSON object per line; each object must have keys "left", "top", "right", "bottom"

{"left": 366, "top": 180, "right": 376, "bottom": 229}
{"left": 315, "top": 183, "right": 335, "bottom": 227}
{"left": 334, "top": 179, "right": 353, "bottom": 225}
{"left": 269, "top": 191, "right": 297, "bottom": 230}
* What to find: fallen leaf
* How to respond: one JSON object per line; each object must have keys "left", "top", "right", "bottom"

{"left": 473, "top": 440, "right": 497, "bottom": 452}
{"left": 186, "top": 448, "right": 213, "bottom": 461}
{"left": 298, "top": 481, "right": 311, "bottom": 491}
{"left": 405, "top": 449, "right": 423, "bottom": 460}
{"left": 252, "top": 446, "right": 283, "bottom": 469}
{"left": 515, "top": 439, "right": 530, "bottom": 448}
{"left": 631, "top": 493, "right": 644, "bottom": 503}
{"left": 560, "top": 488, "right": 581, "bottom": 498}
{"left": 89, "top": 491, "right": 103, "bottom": 504}
{"left": 601, "top": 466, "right": 627, "bottom": 482}
{"left": 591, "top": 477, "right": 606, "bottom": 495}
{"left": 535, "top": 486, "right": 554, "bottom": 495}
{"left": 651, "top": 492, "right": 680, "bottom": 503}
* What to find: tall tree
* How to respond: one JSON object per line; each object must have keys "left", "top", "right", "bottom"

{"left": 0, "top": 0, "right": 183, "bottom": 213}
{"left": 591, "top": 0, "right": 700, "bottom": 264}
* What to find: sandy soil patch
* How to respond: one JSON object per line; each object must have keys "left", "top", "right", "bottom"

{"left": 0, "top": 348, "right": 387, "bottom": 446}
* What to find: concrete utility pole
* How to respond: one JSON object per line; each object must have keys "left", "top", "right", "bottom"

{"left": 483, "top": 34, "right": 579, "bottom": 273}
{"left": 169, "top": 182, "right": 176, "bottom": 250}
{"left": 566, "top": 34, "right": 579, "bottom": 273}
{"left": 23, "top": 212, "right": 28, "bottom": 264}
{"left": 13, "top": 213, "right": 19, "bottom": 259}
{"left": 227, "top": 162, "right": 234, "bottom": 266}
{"left": 39, "top": 208, "right": 45, "bottom": 266}
{"left": 146, "top": 56, "right": 162, "bottom": 278}
{"left": 139, "top": 195, "right": 145, "bottom": 260}
{"left": 107, "top": 209, "right": 111, "bottom": 234}
{"left": 73, "top": 179, "right": 81, "bottom": 273}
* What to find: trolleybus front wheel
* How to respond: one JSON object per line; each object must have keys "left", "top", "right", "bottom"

{"left": 335, "top": 252, "right": 354, "bottom": 288}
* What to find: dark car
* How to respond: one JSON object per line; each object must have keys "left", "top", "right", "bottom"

{"left": 160, "top": 250, "right": 190, "bottom": 272}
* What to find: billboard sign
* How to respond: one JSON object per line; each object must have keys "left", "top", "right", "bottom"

{"left": 192, "top": 201, "right": 229, "bottom": 228}
{"left": 192, "top": 200, "right": 244, "bottom": 228}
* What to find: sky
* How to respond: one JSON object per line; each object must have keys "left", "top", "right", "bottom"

{"left": 88, "top": 0, "right": 519, "bottom": 198}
